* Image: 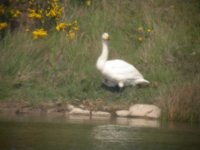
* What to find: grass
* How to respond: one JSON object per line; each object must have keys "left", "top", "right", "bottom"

{"left": 161, "top": 82, "right": 200, "bottom": 122}
{"left": 0, "top": 0, "right": 200, "bottom": 121}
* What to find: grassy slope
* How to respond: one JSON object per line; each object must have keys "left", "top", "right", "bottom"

{"left": 0, "top": 0, "right": 200, "bottom": 120}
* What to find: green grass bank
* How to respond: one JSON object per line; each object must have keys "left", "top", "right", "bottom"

{"left": 0, "top": 0, "right": 200, "bottom": 122}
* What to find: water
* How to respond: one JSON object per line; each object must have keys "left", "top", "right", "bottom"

{"left": 0, "top": 115, "right": 200, "bottom": 150}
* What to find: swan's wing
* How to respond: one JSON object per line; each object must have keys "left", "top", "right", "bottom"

{"left": 102, "top": 59, "right": 143, "bottom": 80}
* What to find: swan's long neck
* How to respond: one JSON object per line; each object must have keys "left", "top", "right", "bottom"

{"left": 96, "top": 40, "right": 109, "bottom": 71}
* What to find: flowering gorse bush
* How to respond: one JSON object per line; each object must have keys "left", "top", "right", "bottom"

{"left": 0, "top": 0, "right": 79, "bottom": 40}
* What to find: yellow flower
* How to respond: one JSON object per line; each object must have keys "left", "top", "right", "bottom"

{"left": 72, "top": 20, "right": 78, "bottom": 25}
{"left": 46, "top": 9, "right": 56, "bottom": 17}
{"left": 56, "top": 23, "right": 66, "bottom": 31}
{"left": 137, "top": 26, "right": 144, "bottom": 32}
{"left": 138, "top": 37, "right": 143, "bottom": 42}
{"left": 72, "top": 26, "right": 79, "bottom": 31}
{"left": 0, "top": 22, "right": 8, "bottom": 30}
{"left": 71, "top": 20, "right": 79, "bottom": 31}
{"left": 67, "top": 30, "right": 76, "bottom": 40}
{"left": 28, "top": 9, "right": 42, "bottom": 19}
{"left": 85, "top": 0, "right": 92, "bottom": 6}
{"left": 147, "top": 28, "right": 152, "bottom": 33}
{"left": 66, "top": 23, "right": 72, "bottom": 27}
{"left": 32, "top": 28, "right": 47, "bottom": 39}
{"left": 46, "top": 4, "right": 63, "bottom": 18}
{"left": 11, "top": 9, "right": 21, "bottom": 18}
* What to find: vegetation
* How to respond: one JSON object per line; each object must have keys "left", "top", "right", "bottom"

{"left": 0, "top": 0, "right": 200, "bottom": 122}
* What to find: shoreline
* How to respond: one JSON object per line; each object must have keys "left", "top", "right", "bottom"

{"left": 0, "top": 100, "right": 161, "bottom": 120}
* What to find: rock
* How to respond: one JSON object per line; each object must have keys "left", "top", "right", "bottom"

{"left": 67, "top": 104, "right": 75, "bottom": 111}
{"left": 69, "top": 115, "right": 90, "bottom": 120}
{"left": 69, "top": 108, "right": 90, "bottom": 116}
{"left": 116, "top": 110, "right": 130, "bottom": 117}
{"left": 92, "top": 111, "right": 111, "bottom": 118}
{"left": 79, "top": 104, "right": 85, "bottom": 109}
{"left": 129, "top": 104, "right": 161, "bottom": 119}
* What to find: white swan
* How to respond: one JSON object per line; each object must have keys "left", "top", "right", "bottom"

{"left": 96, "top": 32, "right": 150, "bottom": 88}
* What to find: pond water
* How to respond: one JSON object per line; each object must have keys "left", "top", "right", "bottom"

{"left": 0, "top": 115, "right": 200, "bottom": 150}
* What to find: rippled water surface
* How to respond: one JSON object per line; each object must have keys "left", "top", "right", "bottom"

{"left": 0, "top": 115, "right": 200, "bottom": 150}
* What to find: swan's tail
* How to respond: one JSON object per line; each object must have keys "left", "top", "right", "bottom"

{"left": 135, "top": 78, "right": 150, "bottom": 86}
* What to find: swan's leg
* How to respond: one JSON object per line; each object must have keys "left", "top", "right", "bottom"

{"left": 102, "top": 78, "right": 117, "bottom": 87}
{"left": 101, "top": 79, "right": 120, "bottom": 92}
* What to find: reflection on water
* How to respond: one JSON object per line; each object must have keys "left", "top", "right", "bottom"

{"left": 92, "top": 122, "right": 200, "bottom": 150}
{"left": 93, "top": 125, "right": 132, "bottom": 142}
{"left": 0, "top": 115, "right": 200, "bottom": 150}
{"left": 116, "top": 118, "right": 160, "bottom": 128}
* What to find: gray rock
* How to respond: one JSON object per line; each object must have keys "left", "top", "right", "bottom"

{"left": 129, "top": 104, "right": 161, "bottom": 119}
{"left": 69, "top": 116, "right": 90, "bottom": 120}
{"left": 69, "top": 108, "right": 90, "bottom": 116}
{"left": 116, "top": 110, "right": 130, "bottom": 117}
{"left": 92, "top": 111, "right": 111, "bottom": 118}
{"left": 67, "top": 104, "right": 75, "bottom": 111}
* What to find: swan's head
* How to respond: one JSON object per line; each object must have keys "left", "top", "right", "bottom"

{"left": 102, "top": 33, "right": 110, "bottom": 41}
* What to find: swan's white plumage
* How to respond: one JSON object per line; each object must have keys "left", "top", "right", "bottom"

{"left": 96, "top": 33, "right": 149, "bottom": 88}
{"left": 102, "top": 59, "right": 143, "bottom": 80}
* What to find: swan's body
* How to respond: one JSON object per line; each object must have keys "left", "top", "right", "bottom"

{"left": 96, "top": 33, "right": 149, "bottom": 88}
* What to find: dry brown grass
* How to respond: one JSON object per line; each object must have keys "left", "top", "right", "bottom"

{"left": 161, "top": 82, "right": 200, "bottom": 121}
